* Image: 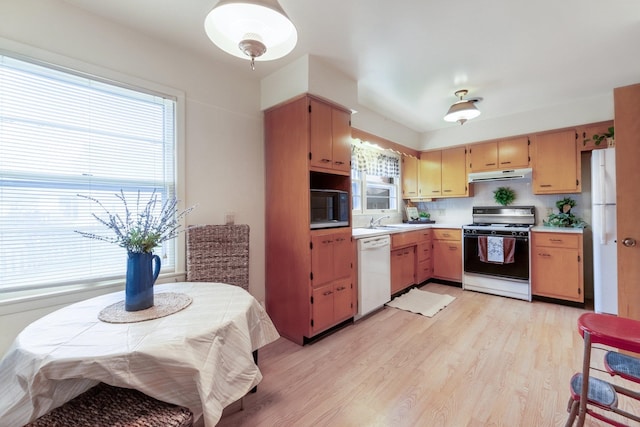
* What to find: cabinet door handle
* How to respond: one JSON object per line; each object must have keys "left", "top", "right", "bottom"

{"left": 336, "top": 286, "right": 346, "bottom": 291}
{"left": 334, "top": 161, "right": 344, "bottom": 165}
{"left": 485, "top": 162, "right": 496, "bottom": 166}
{"left": 538, "top": 253, "right": 551, "bottom": 257}
{"left": 321, "top": 158, "right": 331, "bottom": 163}
{"left": 540, "top": 184, "right": 552, "bottom": 188}
{"left": 500, "top": 161, "right": 511, "bottom": 165}
{"left": 449, "top": 246, "right": 457, "bottom": 250}
{"left": 549, "top": 238, "right": 563, "bottom": 243}
{"left": 443, "top": 189, "right": 452, "bottom": 193}
{"left": 432, "top": 190, "right": 440, "bottom": 193}
{"left": 323, "top": 290, "right": 333, "bottom": 296}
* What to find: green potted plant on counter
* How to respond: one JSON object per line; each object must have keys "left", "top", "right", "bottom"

{"left": 556, "top": 197, "right": 576, "bottom": 214}
{"left": 544, "top": 197, "right": 587, "bottom": 228}
{"left": 419, "top": 211, "right": 431, "bottom": 222}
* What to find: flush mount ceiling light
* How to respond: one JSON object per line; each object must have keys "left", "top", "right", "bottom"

{"left": 204, "top": 0, "right": 297, "bottom": 70}
{"left": 444, "top": 89, "right": 482, "bottom": 125}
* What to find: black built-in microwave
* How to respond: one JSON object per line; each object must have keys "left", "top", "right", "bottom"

{"left": 310, "top": 189, "right": 349, "bottom": 229}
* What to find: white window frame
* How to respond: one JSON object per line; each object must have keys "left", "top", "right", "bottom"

{"left": 0, "top": 46, "right": 186, "bottom": 300}
{"left": 351, "top": 171, "right": 400, "bottom": 215}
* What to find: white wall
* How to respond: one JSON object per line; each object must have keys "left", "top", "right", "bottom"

{"left": 0, "top": 0, "right": 265, "bottom": 356}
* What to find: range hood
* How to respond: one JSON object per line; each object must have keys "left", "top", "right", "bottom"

{"left": 468, "top": 168, "right": 532, "bottom": 183}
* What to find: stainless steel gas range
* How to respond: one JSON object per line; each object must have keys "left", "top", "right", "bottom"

{"left": 462, "top": 206, "right": 536, "bottom": 301}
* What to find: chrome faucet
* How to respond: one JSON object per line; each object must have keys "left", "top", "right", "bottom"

{"left": 369, "top": 215, "right": 391, "bottom": 228}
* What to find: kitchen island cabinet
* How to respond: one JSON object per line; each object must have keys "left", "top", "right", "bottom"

{"left": 432, "top": 228, "right": 462, "bottom": 282}
{"left": 531, "top": 230, "right": 584, "bottom": 303}
{"left": 531, "top": 129, "right": 581, "bottom": 194}
{"left": 264, "top": 94, "right": 354, "bottom": 345}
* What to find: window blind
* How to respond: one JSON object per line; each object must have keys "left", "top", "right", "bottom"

{"left": 0, "top": 54, "right": 177, "bottom": 292}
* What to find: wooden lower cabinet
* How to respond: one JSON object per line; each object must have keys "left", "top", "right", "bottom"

{"left": 391, "top": 247, "right": 415, "bottom": 294}
{"left": 311, "top": 277, "right": 353, "bottom": 335}
{"left": 432, "top": 229, "right": 462, "bottom": 282}
{"left": 390, "top": 229, "right": 432, "bottom": 294}
{"left": 531, "top": 232, "right": 584, "bottom": 302}
{"left": 416, "top": 230, "right": 433, "bottom": 283}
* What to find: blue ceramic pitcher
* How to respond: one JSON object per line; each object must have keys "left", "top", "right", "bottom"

{"left": 125, "top": 251, "right": 161, "bottom": 311}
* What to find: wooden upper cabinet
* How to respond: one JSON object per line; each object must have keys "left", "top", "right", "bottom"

{"left": 532, "top": 129, "right": 580, "bottom": 194}
{"left": 469, "top": 141, "right": 498, "bottom": 172}
{"left": 469, "top": 137, "right": 529, "bottom": 172}
{"left": 331, "top": 108, "right": 352, "bottom": 172}
{"left": 309, "top": 98, "right": 351, "bottom": 174}
{"left": 416, "top": 148, "right": 468, "bottom": 199}
{"left": 401, "top": 155, "right": 419, "bottom": 198}
{"left": 498, "top": 137, "right": 529, "bottom": 169}
{"left": 419, "top": 151, "right": 442, "bottom": 197}
{"left": 579, "top": 121, "right": 615, "bottom": 152}
{"left": 441, "top": 146, "right": 468, "bottom": 196}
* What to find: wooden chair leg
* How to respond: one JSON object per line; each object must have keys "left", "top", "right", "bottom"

{"left": 565, "top": 398, "right": 579, "bottom": 427}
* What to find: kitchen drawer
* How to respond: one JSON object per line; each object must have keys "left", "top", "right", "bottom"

{"left": 391, "top": 230, "right": 421, "bottom": 248}
{"left": 533, "top": 232, "right": 580, "bottom": 249}
{"left": 417, "top": 258, "right": 432, "bottom": 283}
{"left": 417, "top": 241, "right": 432, "bottom": 262}
{"left": 417, "top": 229, "right": 431, "bottom": 242}
{"left": 432, "top": 228, "right": 461, "bottom": 241}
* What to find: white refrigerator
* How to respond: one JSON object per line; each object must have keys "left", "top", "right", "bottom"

{"left": 591, "top": 147, "right": 618, "bottom": 315}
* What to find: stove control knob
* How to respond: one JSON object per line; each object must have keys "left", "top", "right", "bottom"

{"left": 511, "top": 231, "right": 518, "bottom": 236}
{"left": 520, "top": 231, "right": 528, "bottom": 237}
{"left": 491, "top": 230, "right": 497, "bottom": 235}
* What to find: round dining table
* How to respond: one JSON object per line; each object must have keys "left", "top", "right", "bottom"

{"left": 0, "top": 282, "right": 280, "bottom": 426}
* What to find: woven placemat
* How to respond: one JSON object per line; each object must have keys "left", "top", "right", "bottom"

{"left": 98, "top": 292, "right": 193, "bottom": 324}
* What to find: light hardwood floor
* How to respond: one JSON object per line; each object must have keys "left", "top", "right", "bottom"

{"left": 218, "top": 283, "right": 640, "bottom": 426}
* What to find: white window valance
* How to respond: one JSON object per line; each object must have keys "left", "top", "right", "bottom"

{"left": 351, "top": 143, "right": 400, "bottom": 177}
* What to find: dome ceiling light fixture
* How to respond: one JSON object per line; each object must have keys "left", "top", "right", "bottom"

{"left": 444, "top": 89, "right": 482, "bottom": 125}
{"left": 204, "top": 0, "right": 298, "bottom": 71}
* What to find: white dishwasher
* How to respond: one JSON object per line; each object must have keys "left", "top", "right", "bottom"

{"left": 356, "top": 234, "right": 391, "bottom": 319}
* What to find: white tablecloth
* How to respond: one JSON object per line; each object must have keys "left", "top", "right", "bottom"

{"left": 0, "top": 282, "right": 280, "bottom": 426}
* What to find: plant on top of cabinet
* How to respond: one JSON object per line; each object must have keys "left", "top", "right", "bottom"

{"left": 583, "top": 126, "right": 614, "bottom": 146}
{"left": 493, "top": 187, "right": 516, "bottom": 206}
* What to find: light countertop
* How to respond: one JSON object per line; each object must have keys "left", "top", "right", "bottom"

{"left": 352, "top": 223, "right": 463, "bottom": 239}
{"left": 531, "top": 225, "right": 585, "bottom": 234}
